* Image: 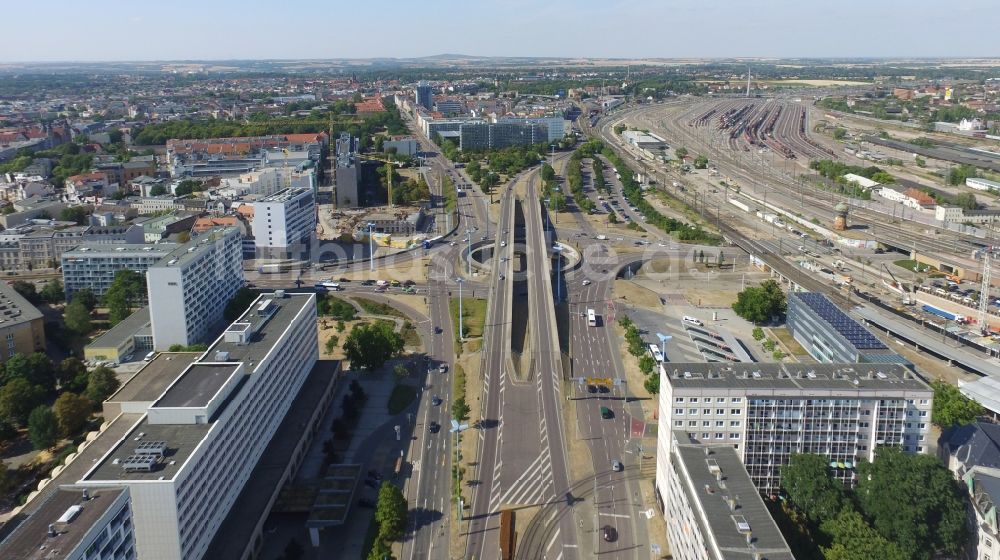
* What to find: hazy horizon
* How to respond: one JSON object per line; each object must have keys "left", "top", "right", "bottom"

{"left": 2, "top": 0, "right": 997, "bottom": 63}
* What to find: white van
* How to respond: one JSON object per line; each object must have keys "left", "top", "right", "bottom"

{"left": 376, "top": 280, "right": 389, "bottom": 287}
{"left": 682, "top": 316, "right": 703, "bottom": 326}
{"left": 143, "top": 351, "right": 156, "bottom": 362}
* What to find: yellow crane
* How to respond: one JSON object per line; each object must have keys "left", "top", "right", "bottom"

{"left": 356, "top": 153, "right": 406, "bottom": 208}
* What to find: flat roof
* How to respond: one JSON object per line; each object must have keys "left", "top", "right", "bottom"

{"left": 154, "top": 363, "right": 240, "bottom": 408}
{"left": 149, "top": 226, "right": 238, "bottom": 270}
{"left": 663, "top": 362, "right": 931, "bottom": 393}
{"left": 204, "top": 360, "right": 341, "bottom": 559}
{"left": 257, "top": 187, "right": 311, "bottom": 203}
{"left": 83, "top": 293, "right": 313, "bottom": 483}
{"left": 62, "top": 243, "right": 175, "bottom": 258}
{"left": 106, "top": 352, "right": 200, "bottom": 405}
{"left": 82, "top": 416, "right": 212, "bottom": 482}
{"left": 0, "top": 487, "right": 128, "bottom": 560}
{"left": 674, "top": 442, "right": 794, "bottom": 559}
{"left": 0, "top": 413, "right": 143, "bottom": 543}
{"left": 791, "top": 292, "right": 888, "bottom": 350}
{"left": 86, "top": 307, "right": 150, "bottom": 352}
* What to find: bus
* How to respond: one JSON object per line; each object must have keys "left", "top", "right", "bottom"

{"left": 314, "top": 282, "right": 342, "bottom": 292}
{"left": 587, "top": 308, "right": 597, "bottom": 327}
{"left": 648, "top": 343, "right": 664, "bottom": 363}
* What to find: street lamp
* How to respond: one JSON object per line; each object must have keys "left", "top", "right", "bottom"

{"left": 456, "top": 277, "right": 464, "bottom": 342}
{"left": 368, "top": 222, "right": 376, "bottom": 272}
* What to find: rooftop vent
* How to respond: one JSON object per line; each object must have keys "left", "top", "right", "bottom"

{"left": 121, "top": 454, "right": 158, "bottom": 473}
{"left": 134, "top": 440, "right": 166, "bottom": 456}
{"left": 214, "top": 351, "right": 230, "bottom": 362}
{"left": 56, "top": 505, "right": 82, "bottom": 524}
{"left": 733, "top": 514, "right": 751, "bottom": 533}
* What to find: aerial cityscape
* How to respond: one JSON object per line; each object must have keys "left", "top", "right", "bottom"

{"left": 0, "top": 2, "right": 999, "bottom": 560}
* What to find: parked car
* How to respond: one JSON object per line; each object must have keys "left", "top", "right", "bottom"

{"left": 611, "top": 459, "right": 623, "bottom": 472}
{"left": 602, "top": 525, "right": 618, "bottom": 542}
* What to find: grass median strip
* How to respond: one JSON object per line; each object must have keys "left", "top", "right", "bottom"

{"left": 449, "top": 297, "right": 487, "bottom": 341}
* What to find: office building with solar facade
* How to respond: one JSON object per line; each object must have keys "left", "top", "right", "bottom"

{"left": 655, "top": 362, "right": 933, "bottom": 499}
{"left": 787, "top": 292, "right": 909, "bottom": 365}
{"left": 76, "top": 291, "right": 318, "bottom": 560}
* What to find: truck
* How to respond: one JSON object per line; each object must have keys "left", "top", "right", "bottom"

{"left": 922, "top": 304, "right": 964, "bottom": 323}
{"left": 596, "top": 234, "right": 608, "bottom": 240}
{"left": 728, "top": 198, "right": 751, "bottom": 213}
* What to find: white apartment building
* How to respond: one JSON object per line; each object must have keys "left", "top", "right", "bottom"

{"left": 936, "top": 204, "right": 1000, "bottom": 225}
{"left": 146, "top": 227, "right": 244, "bottom": 350}
{"left": 0, "top": 487, "right": 135, "bottom": 560}
{"left": 61, "top": 243, "right": 176, "bottom": 299}
{"left": 217, "top": 167, "right": 315, "bottom": 199}
{"left": 967, "top": 177, "right": 1000, "bottom": 193}
{"left": 656, "top": 363, "right": 933, "bottom": 501}
{"left": 77, "top": 291, "right": 319, "bottom": 560}
{"left": 665, "top": 439, "right": 794, "bottom": 560}
{"left": 250, "top": 187, "right": 316, "bottom": 256}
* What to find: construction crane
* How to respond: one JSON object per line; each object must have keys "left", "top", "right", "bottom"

{"left": 356, "top": 153, "right": 406, "bottom": 208}
{"left": 979, "top": 248, "right": 993, "bottom": 335}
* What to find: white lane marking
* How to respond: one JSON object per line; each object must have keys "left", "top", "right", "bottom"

{"left": 546, "top": 527, "right": 561, "bottom": 555}
{"left": 599, "top": 512, "right": 631, "bottom": 519}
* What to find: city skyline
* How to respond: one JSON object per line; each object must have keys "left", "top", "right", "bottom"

{"left": 1, "top": 0, "right": 997, "bottom": 62}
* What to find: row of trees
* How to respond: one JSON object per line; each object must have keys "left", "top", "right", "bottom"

{"left": 601, "top": 146, "right": 719, "bottom": 243}
{"left": 367, "top": 482, "right": 407, "bottom": 560}
{"left": 809, "top": 159, "right": 895, "bottom": 185}
{"left": 780, "top": 448, "right": 967, "bottom": 559}
{"left": 619, "top": 316, "right": 659, "bottom": 394}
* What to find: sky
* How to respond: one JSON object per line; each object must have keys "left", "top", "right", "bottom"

{"left": 2, "top": 0, "right": 997, "bottom": 62}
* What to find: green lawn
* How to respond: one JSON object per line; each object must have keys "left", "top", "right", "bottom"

{"left": 893, "top": 259, "right": 936, "bottom": 274}
{"left": 449, "top": 298, "right": 487, "bottom": 341}
{"left": 353, "top": 296, "right": 405, "bottom": 318}
{"left": 387, "top": 384, "right": 417, "bottom": 415}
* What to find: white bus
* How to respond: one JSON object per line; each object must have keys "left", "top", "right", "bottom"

{"left": 314, "top": 282, "right": 342, "bottom": 292}
{"left": 587, "top": 308, "right": 597, "bottom": 327}
{"left": 648, "top": 344, "right": 664, "bottom": 363}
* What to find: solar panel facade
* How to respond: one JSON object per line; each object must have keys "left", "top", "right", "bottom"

{"left": 795, "top": 293, "right": 888, "bottom": 350}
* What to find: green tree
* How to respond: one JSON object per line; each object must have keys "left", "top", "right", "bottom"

{"left": 11, "top": 280, "right": 39, "bottom": 304}
{"left": 104, "top": 269, "right": 145, "bottom": 325}
{"left": 549, "top": 192, "right": 567, "bottom": 212}
{"left": 149, "top": 185, "right": 167, "bottom": 196}
{"left": 57, "top": 357, "right": 88, "bottom": 391}
{"left": 223, "top": 287, "right": 259, "bottom": 322}
{"left": 732, "top": 279, "right": 786, "bottom": 324}
{"left": 72, "top": 288, "right": 97, "bottom": 310}
{"left": 0, "top": 378, "right": 46, "bottom": 426}
{"left": 821, "top": 509, "right": 907, "bottom": 560}
{"left": 342, "top": 322, "right": 404, "bottom": 371}
{"left": 2, "top": 352, "right": 56, "bottom": 391}
{"left": 393, "top": 363, "right": 409, "bottom": 380}
{"left": 781, "top": 453, "right": 849, "bottom": 521}
{"left": 751, "top": 327, "right": 765, "bottom": 341}
{"left": 367, "top": 537, "right": 391, "bottom": 560}
{"left": 64, "top": 298, "right": 93, "bottom": 335}
{"left": 375, "top": 481, "right": 407, "bottom": 541}
{"left": 931, "top": 380, "right": 984, "bottom": 428}
{"left": 39, "top": 279, "right": 65, "bottom": 304}
{"left": 318, "top": 295, "right": 357, "bottom": 320}
{"left": 452, "top": 395, "right": 471, "bottom": 422}
{"left": 693, "top": 155, "right": 709, "bottom": 169}
{"left": 324, "top": 335, "right": 339, "bottom": 354}
{"left": 59, "top": 206, "right": 90, "bottom": 225}
{"left": 0, "top": 460, "right": 10, "bottom": 496}
{"left": 52, "top": 392, "right": 91, "bottom": 437}
{"left": 638, "top": 354, "right": 655, "bottom": 374}
{"left": 832, "top": 128, "right": 847, "bottom": 140}
{"left": 27, "top": 406, "right": 58, "bottom": 450}
{"left": 643, "top": 373, "right": 660, "bottom": 394}
{"left": 856, "top": 446, "right": 968, "bottom": 560}
{"left": 953, "top": 192, "right": 979, "bottom": 210}
{"left": 85, "top": 366, "right": 120, "bottom": 405}
{"left": 674, "top": 147, "right": 688, "bottom": 160}
{"left": 540, "top": 163, "right": 556, "bottom": 182}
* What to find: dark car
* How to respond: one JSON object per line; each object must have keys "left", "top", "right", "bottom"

{"left": 432, "top": 395, "right": 443, "bottom": 406}
{"left": 429, "top": 421, "right": 441, "bottom": 433}
{"left": 598, "top": 385, "right": 610, "bottom": 394}
{"left": 587, "top": 384, "right": 598, "bottom": 394}
{"left": 339, "top": 277, "right": 351, "bottom": 283}
{"left": 602, "top": 525, "right": 618, "bottom": 542}
{"left": 403, "top": 279, "right": 416, "bottom": 287}
{"left": 361, "top": 279, "right": 376, "bottom": 286}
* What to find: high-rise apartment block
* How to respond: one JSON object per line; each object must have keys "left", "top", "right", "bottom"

{"left": 77, "top": 291, "right": 319, "bottom": 560}
{"left": 0, "top": 487, "right": 135, "bottom": 560}
{"left": 415, "top": 81, "right": 433, "bottom": 111}
{"left": 146, "top": 227, "right": 244, "bottom": 350}
{"left": 61, "top": 243, "right": 176, "bottom": 299}
{"left": 250, "top": 187, "right": 316, "bottom": 257}
{"left": 664, "top": 440, "right": 794, "bottom": 560}
{"left": 656, "top": 362, "right": 933, "bottom": 499}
